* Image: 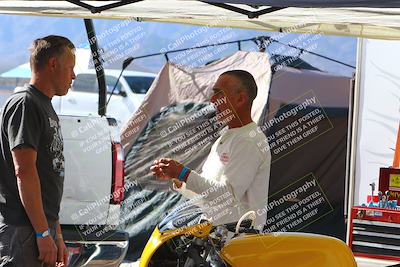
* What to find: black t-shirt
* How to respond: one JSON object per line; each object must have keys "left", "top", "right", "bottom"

{"left": 0, "top": 85, "right": 64, "bottom": 226}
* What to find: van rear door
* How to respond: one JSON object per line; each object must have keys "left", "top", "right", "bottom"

{"left": 59, "top": 115, "right": 112, "bottom": 226}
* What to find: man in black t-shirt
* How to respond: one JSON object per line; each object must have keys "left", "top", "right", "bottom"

{"left": 0, "top": 36, "right": 75, "bottom": 266}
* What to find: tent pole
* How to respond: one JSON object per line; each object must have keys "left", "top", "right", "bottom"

{"left": 200, "top": 1, "right": 254, "bottom": 17}
{"left": 343, "top": 73, "right": 355, "bottom": 221}
{"left": 252, "top": 7, "right": 286, "bottom": 18}
{"left": 200, "top": 1, "right": 285, "bottom": 18}
{"left": 66, "top": 0, "right": 143, "bottom": 13}
{"left": 84, "top": 18, "right": 107, "bottom": 116}
{"left": 125, "top": 35, "right": 355, "bottom": 69}
{"left": 346, "top": 38, "right": 363, "bottom": 245}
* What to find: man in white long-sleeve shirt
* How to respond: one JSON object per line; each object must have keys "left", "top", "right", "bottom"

{"left": 150, "top": 70, "right": 271, "bottom": 228}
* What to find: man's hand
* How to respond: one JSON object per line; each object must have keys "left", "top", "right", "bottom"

{"left": 56, "top": 236, "right": 69, "bottom": 267}
{"left": 36, "top": 236, "right": 57, "bottom": 266}
{"left": 150, "top": 158, "right": 183, "bottom": 180}
{"left": 172, "top": 178, "right": 183, "bottom": 189}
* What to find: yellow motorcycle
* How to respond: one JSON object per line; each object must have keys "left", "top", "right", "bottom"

{"left": 140, "top": 204, "right": 356, "bottom": 267}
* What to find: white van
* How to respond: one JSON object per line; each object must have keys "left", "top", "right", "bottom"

{"left": 52, "top": 69, "right": 156, "bottom": 126}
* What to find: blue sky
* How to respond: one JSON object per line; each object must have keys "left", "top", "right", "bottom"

{"left": 0, "top": 14, "right": 356, "bottom": 77}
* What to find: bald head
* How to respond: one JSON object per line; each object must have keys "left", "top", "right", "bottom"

{"left": 220, "top": 70, "right": 258, "bottom": 104}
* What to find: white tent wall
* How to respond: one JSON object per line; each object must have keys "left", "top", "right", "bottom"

{"left": 121, "top": 51, "right": 271, "bottom": 151}
{"left": 344, "top": 39, "right": 400, "bottom": 263}
{"left": 354, "top": 39, "right": 400, "bottom": 206}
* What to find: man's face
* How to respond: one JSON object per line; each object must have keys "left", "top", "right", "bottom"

{"left": 211, "top": 75, "right": 239, "bottom": 124}
{"left": 53, "top": 48, "right": 76, "bottom": 96}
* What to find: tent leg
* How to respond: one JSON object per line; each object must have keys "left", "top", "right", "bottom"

{"left": 344, "top": 73, "right": 355, "bottom": 222}
{"left": 346, "top": 38, "right": 363, "bottom": 245}
{"left": 84, "top": 19, "right": 107, "bottom": 116}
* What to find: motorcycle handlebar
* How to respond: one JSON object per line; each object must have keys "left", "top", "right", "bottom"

{"left": 223, "top": 219, "right": 253, "bottom": 232}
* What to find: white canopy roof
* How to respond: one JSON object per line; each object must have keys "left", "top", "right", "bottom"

{"left": 0, "top": 1, "right": 400, "bottom": 39}
{"left": 203, "top": 0, "right": 400, "bottom": 8}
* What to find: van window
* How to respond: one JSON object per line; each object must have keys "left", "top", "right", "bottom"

{"left": 72, "top": 74, "right": 123, "bottom": 93}
{"left": 124, "top": 76, "right": 154, "bottom": 94}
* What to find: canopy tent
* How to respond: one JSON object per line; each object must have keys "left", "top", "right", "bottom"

{"left": 264, "top": 66, "right": 351, "bottom": 241}
{"left": 119, "top": 51, "right": 271, "bottom": 259}
{"left": 0, "top": 1, "right": 400, "bottom": 39}
{"left": 119, "top": 51, "right": 352, "bottom": 258}
{"left": 203, "top": 0, "right": 400, "bottom": 8}
{"left": 1, "top": 0, "right": 398, "bottom": 260}
{"left": 121, "top": 51, "right": 271, "bottom": 150}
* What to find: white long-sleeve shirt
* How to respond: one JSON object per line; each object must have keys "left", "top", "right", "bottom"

{"left": 175, "top": 122, "right": 271, "bottom": 227}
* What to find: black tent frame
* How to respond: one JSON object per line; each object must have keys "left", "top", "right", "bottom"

{"left": 70, "top": 0, "right": 287, "bottom": 116}
{"left": 65, "top": 0, "right": 286, "bottom": 18}
{"left": 124, "top": 35, "right": 356, "bottom": 69}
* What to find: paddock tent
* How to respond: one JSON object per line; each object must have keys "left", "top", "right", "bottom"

{"left": 119, "top": 52, "right": 351, "bottom": 259}
{"left": 121, "top": 51, "right": 271, "bottom": 150}
{"left": 0, "top": 0, "right": 396, "bottom": 258}
{"left": 264, "top": 67, "right": 351, "bottom": 241}
{"left": 0, "top": 1, "right": 400, "bottom": 39}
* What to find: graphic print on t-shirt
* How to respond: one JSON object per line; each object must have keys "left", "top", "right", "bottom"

{"left": 220, "top": 152, "right": 230, "bottom": 164}
{"left": 48, "top": 117, "right": 65, "bottom": 177}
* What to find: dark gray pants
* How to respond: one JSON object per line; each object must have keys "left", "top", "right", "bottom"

{"left": 0, "top": 223, "right": 56, "bottom": 267}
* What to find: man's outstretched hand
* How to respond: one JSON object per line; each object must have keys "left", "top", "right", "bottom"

{"left": 150, "top": 158, "right": 183, "bottom": 180}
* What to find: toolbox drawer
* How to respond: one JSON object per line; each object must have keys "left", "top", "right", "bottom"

{"left": 349, "top": 207, "right": 400, "bottom": 261}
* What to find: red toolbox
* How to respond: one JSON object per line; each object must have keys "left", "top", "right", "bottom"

{"left": 349, "top": 206, "right": 400, "bottom": 261}
{"left": 379, "top": 167, "right": 400, "bottom": 201}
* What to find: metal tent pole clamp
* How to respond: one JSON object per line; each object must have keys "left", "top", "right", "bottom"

{"left": 84, "top": 18, "right": 107, "bottom": 116}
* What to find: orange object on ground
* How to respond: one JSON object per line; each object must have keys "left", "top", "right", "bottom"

{"left": 392, "top": 124, "right": 400, "bottom": 168}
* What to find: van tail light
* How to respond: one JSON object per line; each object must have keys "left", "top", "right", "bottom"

{"left": 66, "top": 243, "right": 82, "bottom": 264}
{"left": 111, "top": 142, "right": 124, "bottom": 204}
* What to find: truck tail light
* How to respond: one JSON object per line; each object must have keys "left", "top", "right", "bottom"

{"left": 111, "top": 142, "right": 125, "bottom": 204}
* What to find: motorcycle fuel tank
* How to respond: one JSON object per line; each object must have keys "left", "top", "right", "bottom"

{"left": 220, "top": 232, "right": 357, "bottom": 267}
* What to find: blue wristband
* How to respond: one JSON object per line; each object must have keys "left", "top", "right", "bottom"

{"left": 178, "top": 167, "right": 189, "bottom": 181}
{"left": 36, "top": 229, "right": 50, "bottom": 238}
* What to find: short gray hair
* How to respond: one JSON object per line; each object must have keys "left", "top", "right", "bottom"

{"left": 29, "top": 35, "right": 75, "bottom": 70}
{"left": 220, "top": 70, "right": 258, "bottom": 103}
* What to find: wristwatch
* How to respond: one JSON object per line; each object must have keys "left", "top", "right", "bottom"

{"left": 36, "top": 229, "right": 50, "bottom": 239}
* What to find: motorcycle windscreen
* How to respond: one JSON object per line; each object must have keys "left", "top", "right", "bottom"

{"left": 158, "top": 202, "right": 204, "bottom": 232}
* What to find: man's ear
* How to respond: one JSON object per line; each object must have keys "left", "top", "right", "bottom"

{"left": 48, "top": 57, "right": 57, "bottom": 71}
{"left": 237, "top": 90, "right": 248, "bottom": 107}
